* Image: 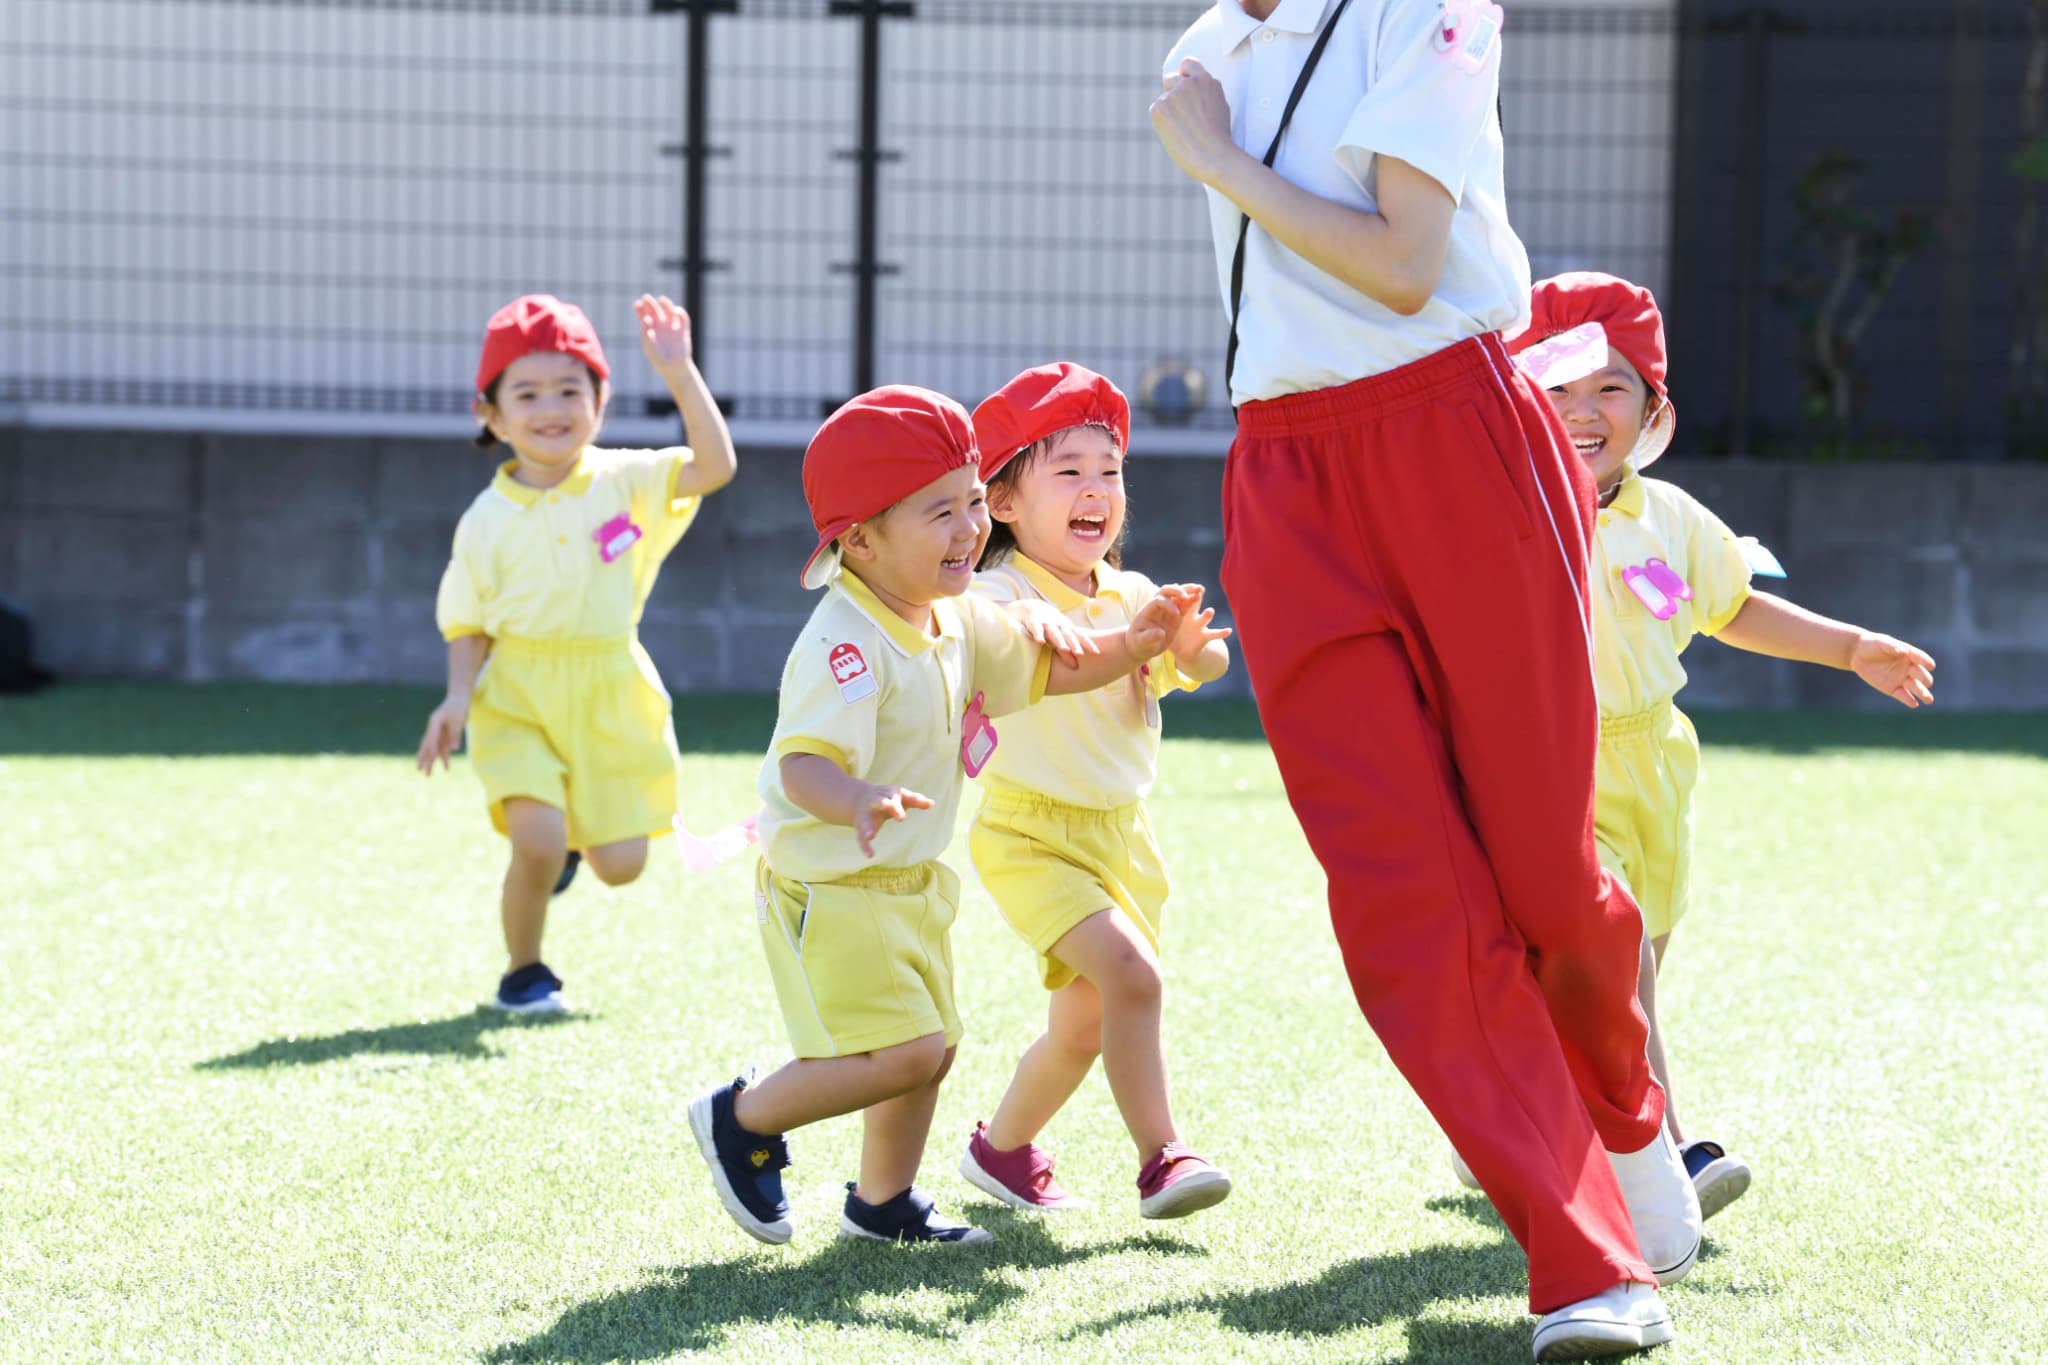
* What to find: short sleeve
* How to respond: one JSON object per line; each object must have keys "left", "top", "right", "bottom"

{"left": 769, "top": 628, "right": 882, "bottom": 777}
{"left": 614, "top": 447, "right": 703, "bottom": 560}
{"left": 969, "top": 566, "right": 1025, "bottom": 606}
{"left": 1679, "top": 494, "right": 1754, "bottom": 638}
{"left": 434, "top": 515, "right": 488, "bottom": 641}
{"left": 956, "top": 592, "right": 1053, "bottom": 719}
{"left": 1335, "top": 0, "right": 1502, "bottom": 203}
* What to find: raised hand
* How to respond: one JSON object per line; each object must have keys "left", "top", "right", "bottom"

{"left": 1150, "top": 57, "right": 1241, "bottom": 187}
{"left": 1850, "top": 632, "right": 1936, "bottom": 708}
{"left": 635, "top": 294, "right": 696, "bottom": 378}
{"left": 1159, "top": 583, "right": 1233, "bottom": 663}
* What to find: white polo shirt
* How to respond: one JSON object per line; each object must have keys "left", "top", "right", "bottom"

{"left": 1164, "top": 0, "right": 1532, "bottom": 405}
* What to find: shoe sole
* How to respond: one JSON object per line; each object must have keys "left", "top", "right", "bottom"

{"left": 1450, "top": 1146, "right": 1482, "bottom": 1191}
{"left": 837, "top": 1212, "right": 993, "bottom": 1245}
{"left": 485, "top": 994, "right": 569, "bottom": 1016}
{"left": 958, "top": 1149, "right": 1084, "bottom": 1213}
{"left": 1139, "top": 1168, "right": 1232, "bottom": 1219}
{"left": 686, "top": 1090, "right": 793, "bottom": 1246}
{"left": 1692, "top": 1155, "right": 1752, "bottom": 1221}
{"left": 1532, "top": 1311, "right": 1676, "bottom": 1361}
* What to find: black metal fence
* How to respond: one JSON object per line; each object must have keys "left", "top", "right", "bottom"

{"left": 1, "top": 1, "right": 2034, "bottom": 455}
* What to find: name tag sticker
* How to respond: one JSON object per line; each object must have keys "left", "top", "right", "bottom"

{"left": 1623, "top": 558, "right": 1693, "bottom": 621}
{"left": 1513, "top": 322, "right": 1608, "bottom": 390}
{"left": 594, "top": 513, "right": 643, "bottom": 563}
{"left": 1435, "top": 0, "right": 1503, "bottom": 74}
{"left": 829, "top": 642, "right": 878, "bottom": 704}
{"left": 961, "top": 691, "right": 999, "bottom": 777}
{"left": 1738, "top": 536, "right": 1787, "bottom": 578}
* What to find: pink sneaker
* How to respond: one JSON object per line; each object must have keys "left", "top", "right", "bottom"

{"left": 1136, "top": 1142, "right": 1231, "bottom": 1219}
{"left": 958, "top": 1121, "right": 1084, "bottom": 1212}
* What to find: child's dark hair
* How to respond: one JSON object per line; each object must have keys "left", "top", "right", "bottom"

{"left": 977, "top": 423, "right": 1127, "bottom": 571}
{"left": 472, "top": 361, "right": 608, "bottom": 448}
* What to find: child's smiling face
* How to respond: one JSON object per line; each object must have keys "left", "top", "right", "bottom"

{"left": 476, "top": 351, "right": 607, "bottom": 470}
{"left": 988, "top": 425, "right": 1126, "bottom": 583}
{"left": 1544, "top": 346, "right": 1656, "bottom": 492}
{"left": 843, "top": 463, "right": 990, "bottom": 608}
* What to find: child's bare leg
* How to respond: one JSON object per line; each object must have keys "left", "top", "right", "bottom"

{"left": 1046, "top": 908, "right": 1178, "bottom": 1156}
{"left": 584, "top": 836, "right": 649, "bottom": 886}
{"left": 500, "top": 798, "right": 568, "bottom": 969}
{"left": 1640, "top": 931, "right": 1688, "bottom": 1146}
{"left": 985, "top": 979, "right": 1103, "bottom": 1150}
{"left": 733, "top": 1033, "right": 947, "bottom": 1135}
{"left": 858, "top": 1045, "right": 957, "bottom": 1202}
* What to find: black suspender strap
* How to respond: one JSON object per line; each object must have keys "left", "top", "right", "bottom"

{"left": 1224, "top": 0, "right": 1356, "bottom": 401}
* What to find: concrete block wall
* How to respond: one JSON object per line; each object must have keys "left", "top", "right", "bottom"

{"left": 3, "top": 426, "right": 2044, "bottom": 709}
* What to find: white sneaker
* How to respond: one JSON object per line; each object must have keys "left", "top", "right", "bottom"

{"left": 1448, "top": 1142, "right": 1482, "bottom": 1190}
{"left": 1608, "top": 1130, "right": 1704, "bottom": 1285}
{"left": 1532, "top": 1282, "right": 1674, "bottom": 1361}
{"left": 1680, "top": 1139, "right": 1753, "bottom": 1221}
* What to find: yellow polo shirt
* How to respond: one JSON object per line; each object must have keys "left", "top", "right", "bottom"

{"left": 1591, "top": 473, "right": 1754, "bottom": 718}
{"left": 757, "top": 571, "right": 1054, "bottom": 883}
{"left": 435, "top": 447, "right": 700, "bottom": 642}
{"left": 971, "top": 555, "right": 1199, "bottom": 809}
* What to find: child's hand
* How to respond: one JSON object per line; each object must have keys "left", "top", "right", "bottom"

{"left": 416, "top": 698, "right": 469, "bottom": 774}
{"left": 1151, "top": 58, "right": 1242, "bottom": 187}
{"left": 635, "top": 294, "right": 696, "bottom": 378}
{"left": 1125, "top": 592, "right": 1187, "bottom": 663}
{"left": 1850, "top": 632, "right": 1936, "bottom": 708}
{"left": 1007, "top": 599, "right": 1099, "bottom": 669}
{"left": 854, "top": 783, "right": 934, "bottom": 858}
{"left": 1160, "top": 583, "right": 1233, "bottom": 663}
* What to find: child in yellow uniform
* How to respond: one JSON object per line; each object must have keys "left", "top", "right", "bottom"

{"left": 952, "top": 363, "right": 1234, "bottom": 1220}
{"left": 1492, "top": 272, "right": 1937, "bottom": 1218}
{"left": 417, "top": 293, "right": 736, "bottom": 1014}
{"left": 686, "top": 385, "right": 1220, "bottom": 1247}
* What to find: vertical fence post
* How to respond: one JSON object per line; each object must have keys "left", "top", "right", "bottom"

{"left": 654, "top": 0, "right": 733, "bottom": 414}
{"left": 1729, "top": 6, "right": 1773, "bottom": 455}
{"left": 830, "top": 0, "right": 910, "bottom": 407}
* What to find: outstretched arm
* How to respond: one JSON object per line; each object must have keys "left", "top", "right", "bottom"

{"left": 636, "top": 293, "right": 737, "bottom": 498}
{"left": 778, "top": 753, "right": 934, "bottom": 859}
{"left": 1716, "top": 591, "right": 1936, "bottom": 708}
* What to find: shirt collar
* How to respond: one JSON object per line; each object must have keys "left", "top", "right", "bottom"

{"left": 1606, "top": 471, "right": 1647, "bottom": 519}
{"left": 1009, "top": 553, "right": 1107, "bottom": 612}
{"left": 834, "top": 570, "right": 950, "bottom": 657}
{"left": 1214, "top": 0, "right": 1335, "bottom": 49}
{"left": 491, "top": 454, "right": 594, "bottom": 507}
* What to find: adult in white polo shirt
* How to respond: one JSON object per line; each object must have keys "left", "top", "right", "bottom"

{"left": 1153, "top": 2, "right": 1702, "bottom": 1358}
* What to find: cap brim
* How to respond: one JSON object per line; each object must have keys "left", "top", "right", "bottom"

{"left": 800, "top": 536, "right": 844, "bottom": 590}
{"left": 1633, "top": 395, "right": 1677, "bottom": 472}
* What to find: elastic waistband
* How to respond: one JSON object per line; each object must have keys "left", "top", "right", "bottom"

{"left": 776, "top": 861, "right": 938, "bottom": 894}
{"left": 492, "top": 632, "right": 634, "bottom": 657}
{"left": 1600, "top": 700, "right": 1675, "bottom": 738}
{"left": 981, "top": 788, "right": 1143, "bottom": 822}
{"left": 1234, "top": 334, "right": 1516, "bottom": 438}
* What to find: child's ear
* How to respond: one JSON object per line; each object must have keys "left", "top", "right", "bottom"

{"left": 985, "top": 480, "right": 1019, "bottom": 525}
{"left": 593, "top": 379, "right": 611, "bottom": 419}
{"left": 472, "top": 397, "right": 502, "bottom": 440}
{"left": 839, "top": 522, "right": 877, "bottom": 564}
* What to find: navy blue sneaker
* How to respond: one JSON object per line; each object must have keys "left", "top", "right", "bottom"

{"left": 838, "top": 1182, "right": 992, "bottom": 1245}
{"left": 553, "top": 850, "right": 581, "bottom": 896}
{"left": 490, "top": 962, "right": 568, "bottom": 1015}
{"left": 688, "top": 1072, "right": 793, "bottom": 1245}
{"left": 1680, "top": 1138, "right": 1752, "bottom": 1220}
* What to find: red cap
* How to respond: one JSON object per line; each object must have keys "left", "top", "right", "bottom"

{"left": 800, "top": 385, "right": 979, "bottom": 589}
{"left": 475, "top": 294, "right": 610, "bottom": 396}
{"left": 1507, "top": 272, "right": 1676, "bottom": 469}
{"left": 972, "top": 362, "right": 1131, "bottom": 481}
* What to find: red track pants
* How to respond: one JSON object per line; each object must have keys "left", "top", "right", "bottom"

{"left": 1222, "top": 334, "right": 1665, "bottom": 1312}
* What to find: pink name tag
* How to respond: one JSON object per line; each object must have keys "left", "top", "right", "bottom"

{"left": 594, "top": 513, "right": 643, "bottom": 564}
{"left": 1622, "top": 558, "right": 1693, "bottom": 621}
{"left": 1513, "top": 321, "right": 1608, "bottom": 390}
{"left": 1434, "top": 0, "right": 1503, "bottom": 74}
{"left": 961, "top": 691, "right": 998, "bottom": 777}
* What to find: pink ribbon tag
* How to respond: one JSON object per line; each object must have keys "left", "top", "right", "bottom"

{"left": 1622, "top": 558, "right": 1693, "bottom": 621}
{"left": 594, "top": 513, "right": 644, "bottom": 564}
{"left": 961, "top": 691, "right": 998, "bottom": 777}
{"left": 1513, "top": 321, "right": 1608, "bottom": 390}
{"left": 1433, "top": 0, "right": 1503, "bottom": 74}
{"left": 673, "top": 811, "right": 760, "bottom": 873}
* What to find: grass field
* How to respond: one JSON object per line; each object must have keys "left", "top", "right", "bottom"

{"left": 4, "top": 686, "right": 2045, "bottom": 1364}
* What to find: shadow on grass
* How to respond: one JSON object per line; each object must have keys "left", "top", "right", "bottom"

{"left": 195, "top": 1006, "right": 583, "bottom": 1070}
{"left": 485, "top": 1210, "right": 1205, "bottom": 1362}
{"left": 1059, "top": 1240, "right": 1530, "bottom": 1358}
{"left": 0, "top": 684, "right": 781, "bottom": 757}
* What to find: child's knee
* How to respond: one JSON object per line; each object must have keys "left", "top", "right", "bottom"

{"left": 869, "top": 1034, "right": 948, "bottom": 1094}
{"left": 1091, "top": 943, "right": 1163, "bottom": 1009}
{"left": 930, "top": 1045, "right": 959, "bottom": 1087}
{"left": 585, "top": 843, "right": 647, "bottom": 886}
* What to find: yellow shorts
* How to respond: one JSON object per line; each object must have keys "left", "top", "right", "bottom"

{"left": 756, "top": 858, "right": 962, "bottom": 1059}
{"left": 466, "top": 634, "right": 679, "bottom": 849}
{"left": 1594, "top": 701, "right": 1702, "bottom": 940}
{"left": 969, "top": 789, "right": 1168, "bottom": 992}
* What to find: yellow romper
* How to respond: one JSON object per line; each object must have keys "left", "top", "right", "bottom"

{"left": 1590, "top": 472, "right": 1755, "bottom": 939}
{"left": 435, "top": 448, "right": 702, "bottom": 848}
{"left": 755, "top": 571, "right": 1052, "bottom": 1058}
{"left": 967, "top": 555, "right": 1202, "bottom": 991}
